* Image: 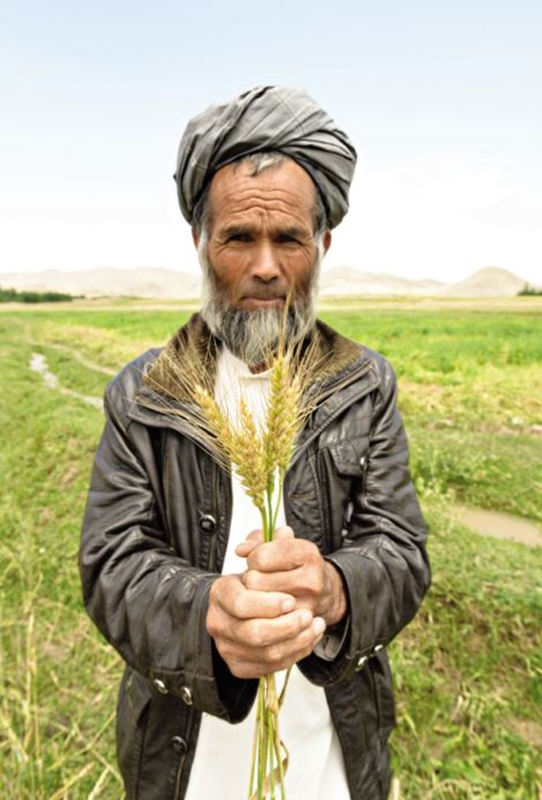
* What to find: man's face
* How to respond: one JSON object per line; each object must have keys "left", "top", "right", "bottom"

{"left": 198, "top": 158, "right": 329, "bottom": 310}
{"left": 194, "top": 158, "right": 331, "bottom": 366}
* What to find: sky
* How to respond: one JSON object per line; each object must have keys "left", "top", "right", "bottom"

{"left": 1, "top": 0, "right": 541, "bottom": 284}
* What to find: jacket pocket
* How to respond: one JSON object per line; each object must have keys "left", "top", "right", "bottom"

{"left": 327, "top": 434, "right": 369, "bottom": 477}
{"left": 322, "top": 435, "right": 370, "bottom": 548}
{"left": 116, "top": 667, "right": 153, "bottom": 799}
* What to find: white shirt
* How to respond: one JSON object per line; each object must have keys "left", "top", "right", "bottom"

{"left": 184, "top": 347, "right": 350, "bottom": 800}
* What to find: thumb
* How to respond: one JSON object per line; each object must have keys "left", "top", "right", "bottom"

{"left": 235, "top": 528, "right": 264, "bottom": 558}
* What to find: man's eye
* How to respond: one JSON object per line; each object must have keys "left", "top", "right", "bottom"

{"left": 227, "top": 233, "right": 251, "bottom": 243}
{"left": 277, "top": 234, "right": 300, "bottom": 245}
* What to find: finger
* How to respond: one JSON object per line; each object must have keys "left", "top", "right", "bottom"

{"left": 235, "top": 540, "right": 260, "bottom": 557}
{"left": 212, "top": 578, "right": 296, "bottom": 619}
{"left": 228, "top": 607, "right": 315, "bottom": 647}
{"left": 219, "top": 616, "right": 326, "bottom": 678}
{"left": 210, "top": 607, "right": 314, "bottom": 659}
{"left": 235, "top": 529, "right": 264, "bottom": 558}
{"left": 246, "top": 538, "right": 319, "bottom": 573}
{"left": 236, "top": 527, "right": 294, "bottom": 559}
{"left": 243, "top": 565, "right": 323, "bottom": 600}
{"left": 219, "top": 608, "right": 323, "bottom": 651}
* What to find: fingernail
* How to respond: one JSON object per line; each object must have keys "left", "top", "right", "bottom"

{"left": 313, "top": 617, "right": 326, "bottom": 636}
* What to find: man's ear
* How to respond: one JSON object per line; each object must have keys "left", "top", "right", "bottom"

{"left": 191, "top": 228, "right": 200, "bottom": 249}
{"left": 323, "top": 230, "right": 332, "bottom": 255}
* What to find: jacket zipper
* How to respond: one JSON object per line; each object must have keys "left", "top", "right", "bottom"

{"left": 208, "top": 462, "right": 221, "bottom": 571}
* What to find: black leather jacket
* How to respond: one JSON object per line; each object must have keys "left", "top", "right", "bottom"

{"left": 80, "top": 315, "right": 430, "bottom": 800}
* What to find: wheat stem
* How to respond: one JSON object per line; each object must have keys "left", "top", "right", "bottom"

{"left": 149, "top": 333, "right": 327, "bottom": 800}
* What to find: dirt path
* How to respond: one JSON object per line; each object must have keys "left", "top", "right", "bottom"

{"left": 454, "top": 504, "right": 542, "bottom": 548}
{"left": 30, "top": 353, "right": 103, "bottom": 410}
{"left": 31, "top": 340, "right": 116, "bottom": 376}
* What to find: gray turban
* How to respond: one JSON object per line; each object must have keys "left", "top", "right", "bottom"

{"left": 174, "top": 85, "right": 357, "bottom": 229}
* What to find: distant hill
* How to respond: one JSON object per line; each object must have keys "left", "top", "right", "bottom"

{"left": 437, "top": 267, "right": 535, "bottom": 297}
{"left": 0, "top": 265, "right": 538, "bottom": 299}
{"left": 0, "top": 267, "right": 202, "bottom": 299}
{"left": 319, "top": 266, "right": 445, "bottom": 296}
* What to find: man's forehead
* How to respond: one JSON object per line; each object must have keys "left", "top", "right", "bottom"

{"left": 208, "top": 159, "right": 317, "bottom": 216}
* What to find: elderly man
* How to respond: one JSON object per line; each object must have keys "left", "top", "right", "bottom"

{"left": 80, "top": 86, "right": 430, "bottom": 800}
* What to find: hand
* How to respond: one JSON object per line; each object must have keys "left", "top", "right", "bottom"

{"left": 206, "top": 571, "right": 326, "bottom": 679}
{"left": 237, "top": 527, "right": 348, "bottom": 627}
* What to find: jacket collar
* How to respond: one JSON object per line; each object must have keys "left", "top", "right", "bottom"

{"left": 131, "top": 313, "right": 379, "bottom": 450}
{"left": 140, "top": 312, "right": 368, "bottom": 404}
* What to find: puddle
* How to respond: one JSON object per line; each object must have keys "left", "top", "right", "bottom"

{"left": 30, "top": 352, "right": 103, "bottom": 410}
{"left": 455, "top": 505, "right": 542, "bottom": 548}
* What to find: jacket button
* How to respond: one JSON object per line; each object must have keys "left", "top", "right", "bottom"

{"left": 153, "top": 678, "right": 168, "bottom": 694}
{"left": 180, "top": 686, "right": 193, "bottom": 705}
{"left": 355, "top": 655, "right": 368, "bottom": 672}
{"left": 199, "top": 514, "right": 216, "bottom": 533}
{"left": 372, "top": 644, "right": 384, "bottom": 656}
{"left": 171, "top": 736, "right": 187, "bottom": 755}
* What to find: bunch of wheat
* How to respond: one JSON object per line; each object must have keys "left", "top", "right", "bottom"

{"left": 194, "top": 345, "right": 308, "bottom": 800}
{"left": 143, "top": 333, "right": 326, "bottom": 800}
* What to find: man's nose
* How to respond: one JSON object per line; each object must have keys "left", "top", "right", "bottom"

{"left": 250, "top": 243, "right": 281, "bottom": 282}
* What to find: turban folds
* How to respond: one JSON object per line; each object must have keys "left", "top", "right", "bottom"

{"left": 174, "top": 86, "right": 357, "bottom": 229}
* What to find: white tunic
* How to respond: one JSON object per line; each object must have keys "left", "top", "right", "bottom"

{"left": 184, "top": 348, "right": 350, "bottom": 800}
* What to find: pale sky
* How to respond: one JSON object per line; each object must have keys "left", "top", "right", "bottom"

{"left": 1, "top": 0, "right": 541, "bottom": 284}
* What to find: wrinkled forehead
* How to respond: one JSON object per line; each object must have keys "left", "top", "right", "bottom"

{"left": 207, "top": 158, "right": 318, "bottom": 223}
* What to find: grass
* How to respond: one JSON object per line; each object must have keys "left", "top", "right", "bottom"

{"left": 0, "top": 297, "right": 541, "bottom": 799}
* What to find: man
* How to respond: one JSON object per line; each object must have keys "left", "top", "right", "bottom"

{"left": 80, "top": 86, "right": 430, "bottom": 800}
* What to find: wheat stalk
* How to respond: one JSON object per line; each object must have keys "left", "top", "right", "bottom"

{"left": 143, "top": 328, "right": 328, "bottom": 800}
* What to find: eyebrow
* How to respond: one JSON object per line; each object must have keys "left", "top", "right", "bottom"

{"left": 219, "top": 224, "right": 253, "bottom": 239}
{"left": 277, "top": 226, "right": 308, "bottom": 239}
{"left": 218, "top": 224, "right": 310, "bottom": 240}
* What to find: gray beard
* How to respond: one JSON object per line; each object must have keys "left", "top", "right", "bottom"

{"left": 199, "top": 244, "right": 321, "bottom": 368}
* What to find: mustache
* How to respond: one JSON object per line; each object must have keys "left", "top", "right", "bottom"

{"left": 232, "top": 279, "right": 292, "bottom": 302}
{"left": 240, "top": 289, "right": 287, "bottom": 300}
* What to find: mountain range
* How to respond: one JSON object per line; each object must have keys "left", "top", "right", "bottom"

{"left": 0, "top": 265, "right": 537, "bottom": 299}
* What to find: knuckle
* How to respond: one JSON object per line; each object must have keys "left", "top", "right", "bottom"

{"left": 229, "top": 659, "right": 250, "bottom": 679}
{"left": 306, "top": 549, "right": 321, "bottom": 569}
{"left": 264, "top": 642, "right": 283, "bottom": 665}
{"left": 209, "top": 580, "right": 221, "bottom": 603}
{"left": 231, "top": 593, "right": 246, "bottom": 619}
{"left": 303, "top": 566, "right": 323, "bottom": 596}
{"left": 246, "top": 619, "right": 265, "bottom": 646}
{"left": 206, "top": 613, "right": 218, "bottom": 637}
{"left": 243, "top": 569, "right": 259, "bottom": 590}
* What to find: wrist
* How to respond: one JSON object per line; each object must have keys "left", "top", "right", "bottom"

{"left": 321, "top": 561, "right": 348, "bottom": 626}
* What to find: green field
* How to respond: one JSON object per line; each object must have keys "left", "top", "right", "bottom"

{"left": 1, "top": 297, "right": 541, "bottom": 799}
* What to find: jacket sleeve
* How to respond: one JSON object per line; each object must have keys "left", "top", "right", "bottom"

{"left": 299, "top": 356, "right": 430, "bottom": 685}
{"left": 79, "top": 365, "right": 255, "bottom": 722}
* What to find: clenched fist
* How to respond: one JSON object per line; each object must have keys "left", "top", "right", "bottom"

{"left": 206, "top": 527, "right": 347, "bottom": 679}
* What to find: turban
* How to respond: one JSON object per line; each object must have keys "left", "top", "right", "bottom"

{"left": 174, "top": 85, "right": 357, "bottom": 229}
